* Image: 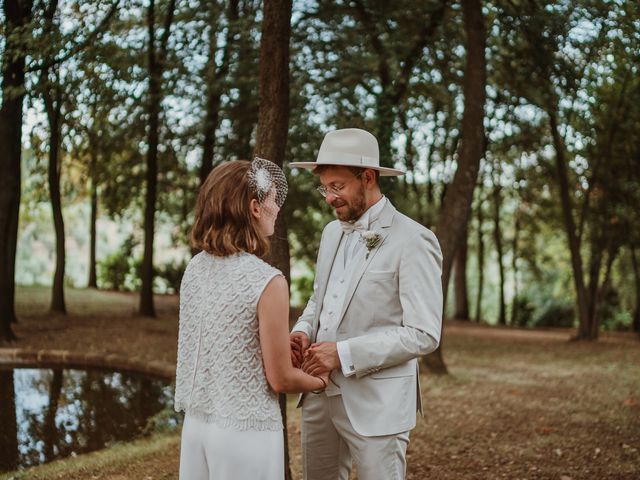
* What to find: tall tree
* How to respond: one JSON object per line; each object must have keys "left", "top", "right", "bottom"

{"left": 297, "top": 0, "right": 449, "bottom": 180}
{"left": 425, "top": 0, "right": 486, "bottom": 373}
{"left": 32, "top": 0, "right": 121, "bottom": 310}
{"left": 199, "top": 0, "right": 238, "bottom": 185}
{"left": 42, "top": 63, "right": 68, "bottom": 313}
{"left": 347, "top": 0, "right": 448, "bottom": 171}
{"left": 453, "top": 222, "right": 470, "bottom": 320}
{"left": 227, "top": 0, "right": 261, "bottom": 160}
{"left": 139, "top": 0, "right": 178, "bottom": 317}
{"left": 510, "top": 203, "right": 522, "bottom": 325}
{"left": 0, "top": 0, "right": 33, "bottom": 341}
{"left": 491, "top": 163, "right": 506, "bottom": 325}
{"left": 474, "top": 189, "right": 485, "bottom": 323}
{"left": 494, "top": 0, "right": 639, "bottom": 339}
{"left": 35, "top": 0, "right": 68, "bottom": 312}
{"left": 631, "top": 248, "right": 640, "bottom": 335}
{"left": 254, "top": 0, "right": 292, "bottom": 476}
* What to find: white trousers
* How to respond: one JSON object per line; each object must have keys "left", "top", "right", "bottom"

{"left": 301, "top": 393, "right": 410, "bottom": 480}
{"left": 179, "top": 413, "right": 284, "bottom": 480}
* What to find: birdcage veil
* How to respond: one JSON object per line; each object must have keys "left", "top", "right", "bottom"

{"left": 247, "top": 157, "right": 288, "bottom": 208}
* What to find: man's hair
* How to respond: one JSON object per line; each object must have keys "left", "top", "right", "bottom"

{"left": 190, "top": 160, "right": 269, "bottom": 257}
{"left": 313, "top": 165, "right": 380, "bottom": 181}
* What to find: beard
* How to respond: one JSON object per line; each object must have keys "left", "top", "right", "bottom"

{"left": 331, "top": 184, "right": 366, "bottom": 222}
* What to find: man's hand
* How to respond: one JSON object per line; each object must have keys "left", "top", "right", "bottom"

{"left": 302, "top": 342, "right": 340, "bottom": 376}
{"left": 290, "top": 332, "right": 310, "bottom": 368}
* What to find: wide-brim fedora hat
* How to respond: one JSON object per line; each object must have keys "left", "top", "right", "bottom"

{"left": 289, "top": 128, "right": 405, "bottom": 176}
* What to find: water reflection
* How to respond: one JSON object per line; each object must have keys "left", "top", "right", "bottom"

{"left": 0, "top": 368, "right": 176, "bottom": 473}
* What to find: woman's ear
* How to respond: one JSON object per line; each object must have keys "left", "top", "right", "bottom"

{"left": 250, "top": 198, "right": 261, "bottom": 219}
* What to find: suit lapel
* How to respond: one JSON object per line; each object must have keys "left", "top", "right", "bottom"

{"left": 312, "top": 225, "right": 343, "bottom": 336}
{"left": 337, "top": 201, "right": 396, "bottom": 325}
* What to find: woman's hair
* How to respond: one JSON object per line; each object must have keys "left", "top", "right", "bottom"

{"left": 190, "top": 160, "right": 269, "bottom": 257}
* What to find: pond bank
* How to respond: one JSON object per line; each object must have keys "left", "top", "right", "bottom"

{"left": 0, "top": 348, "right": 175, "bottom": 380}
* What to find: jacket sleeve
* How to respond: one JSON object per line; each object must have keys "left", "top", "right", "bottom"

{"left": 347, "top": 228, "right": 443, "bottom": 377}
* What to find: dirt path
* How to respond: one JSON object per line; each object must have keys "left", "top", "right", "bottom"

{"left": 3, "top": 288, "right": 639, "bottom": 479}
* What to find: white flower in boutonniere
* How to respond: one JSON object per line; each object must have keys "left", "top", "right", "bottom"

{"left": 359, "top": 230, "right": 382, "bottom": 259}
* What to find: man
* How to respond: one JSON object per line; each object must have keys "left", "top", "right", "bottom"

{"left": 289, "top": 128, "right": 443, "bottom": 480}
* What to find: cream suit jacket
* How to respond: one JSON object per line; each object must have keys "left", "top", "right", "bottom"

{"left": 293, "top": 200, "right": 443, "bottom": 437}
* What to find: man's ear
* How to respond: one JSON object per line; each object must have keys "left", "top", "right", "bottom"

{"left": 363, "top": 169, "right": 377, "bottom": 187}
{"left": 250, "top": 198, "right": 261, "bottom": 219}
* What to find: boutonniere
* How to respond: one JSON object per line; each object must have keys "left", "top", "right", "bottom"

{"left": 359, "top": 230, "right": 382, "bottom": 259}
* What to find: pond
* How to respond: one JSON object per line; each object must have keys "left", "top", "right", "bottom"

{"left": 0, "top": 368, "right": 178, "bottom": 473}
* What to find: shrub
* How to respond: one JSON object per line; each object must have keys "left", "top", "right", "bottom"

{"left": 98, "top": 236, "right": 141, "bottom": 291}
{"left": 534, "top": 300, "right": 575, "bottom": 328}
{"left": 511, "top": 295, "right": 536, "bottom": 327}
{"left": 156, "top": 259, "right": 188, "bottom": 294}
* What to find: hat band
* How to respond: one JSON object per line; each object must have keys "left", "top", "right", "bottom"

{"left": 317, "top": 150, "right": 379, "bottom": 168}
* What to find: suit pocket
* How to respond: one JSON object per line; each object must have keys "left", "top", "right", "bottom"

{"left": 363, "top": 270, "right": 395, "bottom": 282}
{"left": 371, "top": 361, "right": 414, "bottom": 379}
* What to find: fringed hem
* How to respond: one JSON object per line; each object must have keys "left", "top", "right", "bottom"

{"left": 175, "top": 403, "right": 283, "bottom": 432}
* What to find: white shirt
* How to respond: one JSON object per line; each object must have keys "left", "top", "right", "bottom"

{"left": 299, "top": 196, "right": 388, "bottom": 379}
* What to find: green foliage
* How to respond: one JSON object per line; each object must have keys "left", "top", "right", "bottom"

{"left": 290, "top": 268, "right": 315, "bottom": 308}
{"left": 142, "top": 406, "right": 182, "bottom": 435}
{"left": 155, "top": 259, "right": 188, "bottom": 295}
{"left": 534, "top": 300, "right": 576, "bottom": 328}
{"left": 8, "top": 0, "right": 640, "bottom": 335}
{"left": 511, "top": 295, "right": 536, "bottom": 327}
{"left": 598, "top": 288, "right": 635, "bottom": 332}
{"left": 97, "top": 236, "right": 141, "bottom": 292}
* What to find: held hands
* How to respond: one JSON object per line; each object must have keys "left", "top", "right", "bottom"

{"left": 301, "top": 342, "right": 341, "bottom": 376}
{"left": 290, "top": 332, "right": 310, "bottom": 368}
{"left": 290, "top": 332, "right": 340, "bottom": 376}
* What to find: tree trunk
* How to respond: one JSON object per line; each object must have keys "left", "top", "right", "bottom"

{"left": 88, "top": 152, "right": 98, "bottom": 288}
{"left": 548, "top": 112, "right": 591, "bottom": 338}
{"left": 510, "top": 207, "right": 520, "bottom": 325}
{"left": 424, "top": 0, "right": 486, "bottom": 374}
{"left": 44, "top": 85, "right": 67, "bottom": 314}
{"left": 398, "top": 111, "right": 423, "bottom": 223}
{"left": 376, "top": 96, "right": 395, "bottom": 170}
{"left": 492, "top": 180, "right": 506, "bottom": 325}
{"left": 140, "top": 0, "right": 177, "bottom": 317}
{"left": 0, "top": 370, "right": 18, "bottom": 470}
{"left": 0, "top": 0, "right": 32, "bottom": 341}
{"left": 140, "top": 0, "right": 160, "bottom": 317}
{"left": 630, "top": 247, "right": 640, "bottom": 334}
{"left": 590, "top": 246, "right": 618, "bottom": 339}
{"left": 453, "top": 223, "right": 470, "bottom": 320}
{"left": 254, "top": 0, "right": 292, "bottom": 477}
{"left": 475, "top": 194, "right": 485, "bottom": 323}
{"left": 585, "top": 232, "right": 604, "bottom": 339}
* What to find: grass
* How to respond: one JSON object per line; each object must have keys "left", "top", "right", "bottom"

{"left": 0, "top": 434, "right": 180, "bottom": 480}
{"left": 3, "top": 287, "right": 640, "bottom": 479}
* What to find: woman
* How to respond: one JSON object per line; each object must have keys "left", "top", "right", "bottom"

{"left": 175, "top": 158, "right": 327, "bottom": 479}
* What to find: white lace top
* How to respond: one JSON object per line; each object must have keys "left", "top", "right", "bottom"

{"left": 174, "top": 251, "right": 283, "bottom": 431}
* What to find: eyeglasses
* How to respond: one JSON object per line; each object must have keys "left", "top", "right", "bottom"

{"left": 316, "top": 172, "right": 363, "bottom": 198}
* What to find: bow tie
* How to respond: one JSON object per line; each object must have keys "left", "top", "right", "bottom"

{"left": 340, "top": 221, "right": 366, "bottom": 234}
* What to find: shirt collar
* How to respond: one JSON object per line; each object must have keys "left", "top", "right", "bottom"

{"left": 355, "top": 196, "right": 386, "bottom": 230}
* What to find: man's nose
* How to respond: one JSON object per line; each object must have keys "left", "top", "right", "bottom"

{"left": 325, "top": 192, "right": 338, "bottom": 204}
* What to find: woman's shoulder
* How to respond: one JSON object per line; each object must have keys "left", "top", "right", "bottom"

{"left": 186, "top": 251, "right": 281, "bottom": 280}
{"left": 241, "top": 253, "right": 282, "bottom": 277}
